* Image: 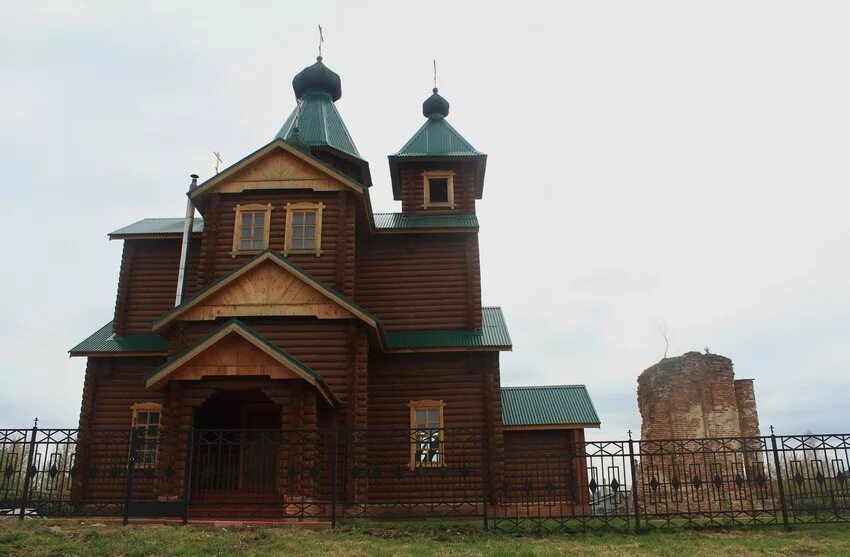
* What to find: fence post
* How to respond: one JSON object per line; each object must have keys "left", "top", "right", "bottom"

{"left": 769, "top": 426, "right": 791, "bottom": 531}
{"left": 627, "top": 430, "right": 642, "bottom": 534}
{"left": 18, "top": 417, "right": 39, "bottom": 520}
{"left": 182, "top": 428, "right": 194, "bottom": 525}
{"left": 481, "top": 427, "right": 489, "bottom": 531}
{"left": 122, "top": 427, "right": 138, "bottom": 526}
{"left": 331, "top": 426, "right": 338, "bottom": 528}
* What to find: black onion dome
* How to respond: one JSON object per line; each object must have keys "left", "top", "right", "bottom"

{"left": 292, "top": 56, "right": 342, "bottom": 101}
{"left": 422, "top": 87, "right": 450, "bottom": 118}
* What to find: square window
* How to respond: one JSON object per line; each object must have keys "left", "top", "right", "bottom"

{"left": 423, "top": 172, "right": 454, "bottom": 208}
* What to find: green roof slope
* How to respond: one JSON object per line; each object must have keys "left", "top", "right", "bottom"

{"left": 110, "top": 218, "right": 204, "bottom": 238}
{"left": 501, "top": 385, "right": 600, "bottom": 427}
{"left": 109, "top": 212, "right": 476, "bottom": 238}
{"left": 393, "top": 115, "right": 482, "bottom": 157}
{"left": 70, "top": 321, "right": 168, "bottom": 355}
{"left": 386, "top": 307, "right": 511, "bottom": 350}
{"left": 373, "top": 213, "right": 478, "bottom": 230}
{"left": 276, "top": 91, "right": 361, "bottom": 159}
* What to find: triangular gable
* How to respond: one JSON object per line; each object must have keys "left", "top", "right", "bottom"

{"left": 145, "top": 319, "right": 337, "bottom": 404}
{"left": 153, "top": 250, "right": 381, "bottom": 334}
{"left": 178, "top": 258, "right": 355, "bottom": 322}
{"left": 190, "top": 139, "right": 366, "bottom": 200}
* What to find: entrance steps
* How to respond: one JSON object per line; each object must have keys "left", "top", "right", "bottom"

{"left": 189, "top": 491, "right": 285, "bottom": 520}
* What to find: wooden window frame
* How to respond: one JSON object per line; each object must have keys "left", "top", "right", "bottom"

{"left": 130, "top": 402, "right": 162, "bottom": 469}
{"left": 231, "top": 203, "right": 272, "bottom": 257}
{"left": 422, "top": 171, "right": 455, "bottom": 209}
{"left": 408, "top": 399, "right": 445, "bottom": 469}
{"left": 283, "top": 202, "right": 325, "bottom": 256}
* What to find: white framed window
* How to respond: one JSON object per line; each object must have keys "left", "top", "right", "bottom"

{"left": 422, "top": 171, "right": 455, "bottom": 209}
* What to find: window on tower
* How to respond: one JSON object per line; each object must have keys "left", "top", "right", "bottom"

{"left": 232, "top": 203, "right": 272, "bottom": 256}
{"left": 284, "top": 202, "right": 325, "bottom": 256}
{"left": 422, "top": 171, "right": 455, "bottom": 209}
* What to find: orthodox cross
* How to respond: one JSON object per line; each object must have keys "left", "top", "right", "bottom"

{"left": 318, "top": 24, "right": 324, "bottom": 58}
{"left": 433, "top": 59, "right": 437, "bottom": 89}
{"left": 213, "top": 152, "right": 223, "bottom": 174}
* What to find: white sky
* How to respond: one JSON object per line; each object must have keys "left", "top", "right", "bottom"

{"left": 1, "top": 1, "right": 849, "bottom": 438}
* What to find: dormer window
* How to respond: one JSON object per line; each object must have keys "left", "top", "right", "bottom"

{"left": 423, "top": 171, "right": 455, "bottom": 209}
{"left": 284, "top": 202, "right": 324, "bottom": 256}
{"left": 232, "top": 204, "right": 272, "bottom": 257}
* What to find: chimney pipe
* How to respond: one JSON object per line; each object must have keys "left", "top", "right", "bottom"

{"left": 175, "top": 174, "right": 199, "bottom": 306}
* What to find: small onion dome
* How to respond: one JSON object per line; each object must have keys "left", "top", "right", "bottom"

{"left": 423, "top": 87, "right": 449, "bottom": 118}
{"left": 292, "top": 56, "right": 342, "bottom": 101}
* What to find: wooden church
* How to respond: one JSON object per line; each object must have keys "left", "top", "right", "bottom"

{"left": 70, "top": 56, "right": 600, "bottom": 519}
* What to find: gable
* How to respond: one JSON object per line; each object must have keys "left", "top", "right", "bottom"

{"left": 217, "top": 147, "right": 347, "bottom": 193}
{"left": 153, "top": 250, "right": 380, "bottom": 333}
{"left": 164, "top": 332, "right": 301, "bottom": 382}
{"left": 180, "top": 258, "right": 355, "bottom": 322}
{"left": 191, "top": 140, "right": 365, "bottom": 200}
{"left": 145, "top": 319, "right": 337, "bottom": 404}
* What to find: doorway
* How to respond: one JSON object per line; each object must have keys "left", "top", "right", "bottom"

{"left": 192, "top": 389, "right": 282, "bottom": 495}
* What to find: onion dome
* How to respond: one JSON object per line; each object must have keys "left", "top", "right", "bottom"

{"left": 423, "top": 87, "right": 450, "bottom": 118}
{"left": 292, "top": 56, "right": 342, "bottom": 101}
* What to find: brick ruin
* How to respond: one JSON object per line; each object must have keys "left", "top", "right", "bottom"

{"left": 638, "top": 352, "right": 759, "bottom": 441}
{"left": 636, "top": 352, "right": 766, "bottom": 513}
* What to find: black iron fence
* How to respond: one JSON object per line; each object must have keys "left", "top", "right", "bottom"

{"left": 1, "top": 423, "right": 849, "bottom": 533}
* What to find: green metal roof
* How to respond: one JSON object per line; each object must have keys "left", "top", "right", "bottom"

{"left": 69, "top": 321, "right": 168, "bottom": 355}
{"left": 276, "top": 91, "right": 361, "bottom": 160}
{"left": 393, "top": 115, "right": 483, "bottom": 157}
{"left": 386, "top": 307, "right": 511, "bottom": 350}
{"left": 109, "top": 212, "right": 476, "bottom": 239}
{"left": 373, "top": 213, "right": 478, "bottom": 230}
{"left": 110, "top": 218, "right": 204, "bottom": 238}
{"left": 501, "top": 385, "right": 601, "bottom": 427}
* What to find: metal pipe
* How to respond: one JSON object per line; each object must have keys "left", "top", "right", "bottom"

{"left": 175, "top": 174, "right": 198, "bottom": 306}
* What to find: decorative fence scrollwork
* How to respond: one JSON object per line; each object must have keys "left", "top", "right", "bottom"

{"left": 1, "top": 422, "right": 848, "bottom": 532}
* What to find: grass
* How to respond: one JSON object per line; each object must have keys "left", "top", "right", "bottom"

{"left": 1, "top": 520, "right": 850, "bottom": 556}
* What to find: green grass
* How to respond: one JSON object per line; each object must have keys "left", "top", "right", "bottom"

{"left": 1, "top": 520, "right": 850, "bottom": 556}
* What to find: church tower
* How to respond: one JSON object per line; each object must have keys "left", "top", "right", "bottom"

{"left": 389, "top": 87, "right": 487, "bottom": 216}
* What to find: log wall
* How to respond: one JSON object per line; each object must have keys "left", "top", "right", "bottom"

{"left": 355, "top": 233, "right": 481, "bottom": 330}
{"left": 199, "top": 190, "right": 355, "bottom": 296}
{"left": 113, "top": 238, "right": 201, "bottom": 335}
{"left": 399, "top": 160, "right": 478, "bottom": 216}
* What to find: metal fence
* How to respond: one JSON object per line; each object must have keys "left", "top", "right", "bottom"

{"left": 1, "top": 422, "right": 848, "bottom": 533}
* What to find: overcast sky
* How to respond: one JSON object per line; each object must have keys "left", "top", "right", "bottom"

{"left": 1, "top": 1, "right": 849, "bottom": 437}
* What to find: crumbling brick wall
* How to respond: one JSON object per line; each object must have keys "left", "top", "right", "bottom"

{"left": 636, "top": 352, "right": 764, "bottom": 514}
{"left": 638, "top": 352, "right": 742, "bottom": 441}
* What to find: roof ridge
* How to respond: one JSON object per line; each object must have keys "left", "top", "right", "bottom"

{"left": 502, "top": 384, "right": 590, "bottom": 390}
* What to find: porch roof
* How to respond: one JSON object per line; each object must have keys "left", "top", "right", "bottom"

{"left": 69, "top": 321, "right": 168, "bottom": 356}
{"left": 501, "top": 385, "right": 600, "bottom": 429}
{"left": 144, "top": 318, "right": 338, "bottom": 405}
